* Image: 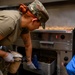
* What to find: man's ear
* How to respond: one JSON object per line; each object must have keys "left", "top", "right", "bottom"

{"left": 32, "top": 18, "right": 38, "bottom": 22}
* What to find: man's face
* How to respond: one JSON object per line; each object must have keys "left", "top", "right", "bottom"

{"left": 21, "top": 9, "right": 41, "bottom": 31}
{"left": 27, "top": 18, "right": 41, "bottom": 31}
{"left": 26, "top": 11, "right": 41, "bottom": 31}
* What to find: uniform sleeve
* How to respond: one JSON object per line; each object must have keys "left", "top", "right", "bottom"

{"left": 0, "top": 15, "right": 15, "bottom": 37}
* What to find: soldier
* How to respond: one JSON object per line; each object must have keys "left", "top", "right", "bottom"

{"left": 0, "top": 0, "right": 49, "bottom": 75}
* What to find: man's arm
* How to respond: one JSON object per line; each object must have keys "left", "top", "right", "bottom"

{"left": 21, "top": 32, "right": 32, "bottom": 64}
{"left": 0, "top": 35, "right": 14, "bottom": 62}
{"left": 0, "top": 35, "right": 8, "bottom": 57}
{"left": 0, "top": 50, "right": 8, "bottom": 58}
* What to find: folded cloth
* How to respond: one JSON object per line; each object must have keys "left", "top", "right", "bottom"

{"left": 66, "top": 55, "right": 75, "bottom": 75}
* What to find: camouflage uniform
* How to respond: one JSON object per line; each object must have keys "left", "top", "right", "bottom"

{"left": 0, "top": 0, "right": 49, "bottom": 75}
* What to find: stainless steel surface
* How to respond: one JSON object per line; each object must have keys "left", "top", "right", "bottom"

{"left": 39, "top": 60, "right": 56, "bottom": 75}
{"left": 31, "top": 29, "right": 73, "bottom": 51}
{"left": 60, "top": 51, "right": 72, "bottom": 75}
{"left": 31, "top": 29, "right": 73, "bottom": 75}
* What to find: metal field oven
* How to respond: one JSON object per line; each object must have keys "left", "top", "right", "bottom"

{"left": 30, "top": 28, "right": 75, "bottom": 75}
{"left": 13, "top": 27, "right": 75, "bottom": 75}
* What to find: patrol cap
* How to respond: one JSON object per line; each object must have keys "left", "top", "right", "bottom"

{"left": 28, "top": 0, "right": 49, "bottom": 29}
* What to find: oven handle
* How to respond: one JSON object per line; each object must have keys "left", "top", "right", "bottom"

{"left": 39, "top": 41, "right": 54, "bottom": 45}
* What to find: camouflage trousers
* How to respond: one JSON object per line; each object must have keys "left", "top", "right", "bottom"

{"left": 0, "top": 57, "right": 10, "bottom": 75}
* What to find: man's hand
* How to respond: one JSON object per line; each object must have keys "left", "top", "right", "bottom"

{"left": 27, "top": 62, "right": 37, "bottom": 69}
{"left": 3, "top": 53, "right": 14, "bottom": 62}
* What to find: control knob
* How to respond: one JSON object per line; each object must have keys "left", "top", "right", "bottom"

{"left": 60, "top": 35, "right": 65, "bottom": 39}
{"left": 64, "top": 56, "right": 68, "bottom": 61}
